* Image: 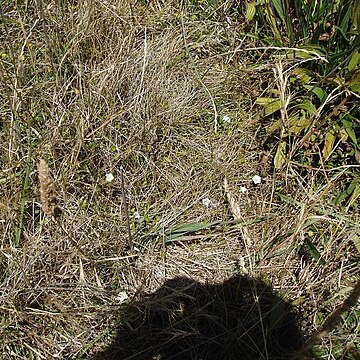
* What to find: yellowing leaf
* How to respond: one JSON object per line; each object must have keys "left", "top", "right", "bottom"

{"left": 288, "top": 116, "right": 311, "bottom": 135}
{"left": 322, "top": 131, "right": 335, "bottom": 159}
{"left": 348, "top": 182, "right": 360, "bottom": 207}
{"left": 256, "top": 97, "right": 277, "bottom": 105}
{"left": 274, "top": 141, "right": 287, "bottom": 169}
{"left": 348, "top": 70, "right": 360, "bottom": 93}
{"left": 245, "top": 2, "right": 257, "bottom": 22}
{"left": 338, "top": 128, "right": 348, "bottom": 143}
{"left": 348, "top": 50, "right": 360, "bottom": 72}
{"left": 350, "top": 2, "right": 360, "bottom": 31}
{"left": 267, "top": 119, "right": 282, "bottom": 134}
{"left": 256, "top": 97, "right": 282, "bottom": 117}
{"left": 292, "top": 68, "right": 313, "bottom": 84}
{"left": 351, "top": 233, "right": 360, "bottom": 254}
{"left": 263, "top": 100, "right": 282, "bottom": 117}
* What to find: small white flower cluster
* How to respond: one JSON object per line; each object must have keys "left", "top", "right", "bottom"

{"left": 105, "top": 173, "right": 114, "bottom": 182}
{"left": 222, "top": 115, "right": 231, "bottom": 124}
{"left": 240, "top": 186, "right": 248, "bottom": 193}
{"left": 252, "top": 175, "right": 261, "bottom": 184}
{"left": 240, "top": 175, "right": 262, "bottom": 194}
{"left": 202, "top": 197, "right": 212, "bottom": 208}
{"left": 201, "top": 175, "right": 262, "bottom": 208}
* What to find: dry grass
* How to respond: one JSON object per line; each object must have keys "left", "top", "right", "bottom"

{"left": 0, "top": 1, "right": 359, "bottom": 359}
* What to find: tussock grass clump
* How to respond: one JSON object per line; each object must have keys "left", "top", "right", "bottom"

{"left": 0, "top": 1, "right": 359, "bottom": 359}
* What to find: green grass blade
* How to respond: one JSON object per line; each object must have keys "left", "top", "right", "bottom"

{"left": 306, "top": 239, "right": 326, "bottom": 265}
{"left": 165, "top": 221, "right": 221, "bottom": 235}
{"left": 271, "top": 0, "right": 285, "bottom": 22}
{"left": 164, "top": 221, "right": 222, "bottom": 242}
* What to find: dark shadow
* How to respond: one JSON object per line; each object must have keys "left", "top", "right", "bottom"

{"left": 92, "top": 275, "right": 304, "bottom": 360}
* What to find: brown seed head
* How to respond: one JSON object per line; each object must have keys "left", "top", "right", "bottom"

{"left": 38, "top": 159, "right": 57, "bottom": 216}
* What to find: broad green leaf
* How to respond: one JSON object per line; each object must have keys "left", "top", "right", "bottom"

{"left": 256, "top": 97, "right": 282, "bottom": 117}
{"left": 348, "top": 50, "right": 360, "bottom": 72}
{"left": 322, "top": 131, "right": 335, "bottom": 159}
{"left": 335, "top": 179, "right": 357, "bottom": 205}
{"left": 312, "top": 87, "right": 327, "bottom": 103}
{"left": 274, "top": 141, "right": 287, "bottom": 169}
{"left": 263, "top": 99, "right": 282, "bottom": 117}
{"left": 350, "top": 82, "right": 360, "bottom": 93}
{"left": 306, "top": 239, "right": 325, "bottom": 265}
{"left": 298, "top": 99, "right": 317, "bottom": 115}
{"left": 285, "top": 50, "right": 314, "bottom": 59}
{"left": 292, "top": 68, "right": 313, "bottom": 84}
{"left": 341, "top": 117, "right": 358, "bottom": 147}
{"left": 165, "top": 232, "right": 186, "bottom": 242}
{"left": 303, "top": 85, "right": 327, "bottom": 103}
{"left": 245, "top": 2, "right": 257, "bottom": 22}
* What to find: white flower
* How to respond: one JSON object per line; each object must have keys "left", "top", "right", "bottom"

{"left": 133, "top": 211, "right": 141, "bottom": 220}
{"left": 115, "top": 291, "right": 128, "bottom": 303}
{"left": 252, "top": 175, "right": 261, "bottom": 184}
{"left": 105, "top": 173, "right": 114, "bottom": 182}
{"left": 222, "top": 115, "right": 231, "bottom": 124}
{"left": 240, "top": 186, "right": 248, "bottom": 194}
{"left": 202, "top": 197, "right": 212, "bottom": 208}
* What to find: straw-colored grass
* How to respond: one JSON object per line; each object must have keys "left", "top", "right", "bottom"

{"left": 0, "top": 1, "right": 358, "bottom": 359}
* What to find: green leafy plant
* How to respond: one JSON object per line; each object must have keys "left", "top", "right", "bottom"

{"left": 246, "top": 0, "right": 360, "bottom": 168}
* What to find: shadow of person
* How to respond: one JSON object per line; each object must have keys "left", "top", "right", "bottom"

{"left": 92, "top": 275, "right": 304, "bottom": 360}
